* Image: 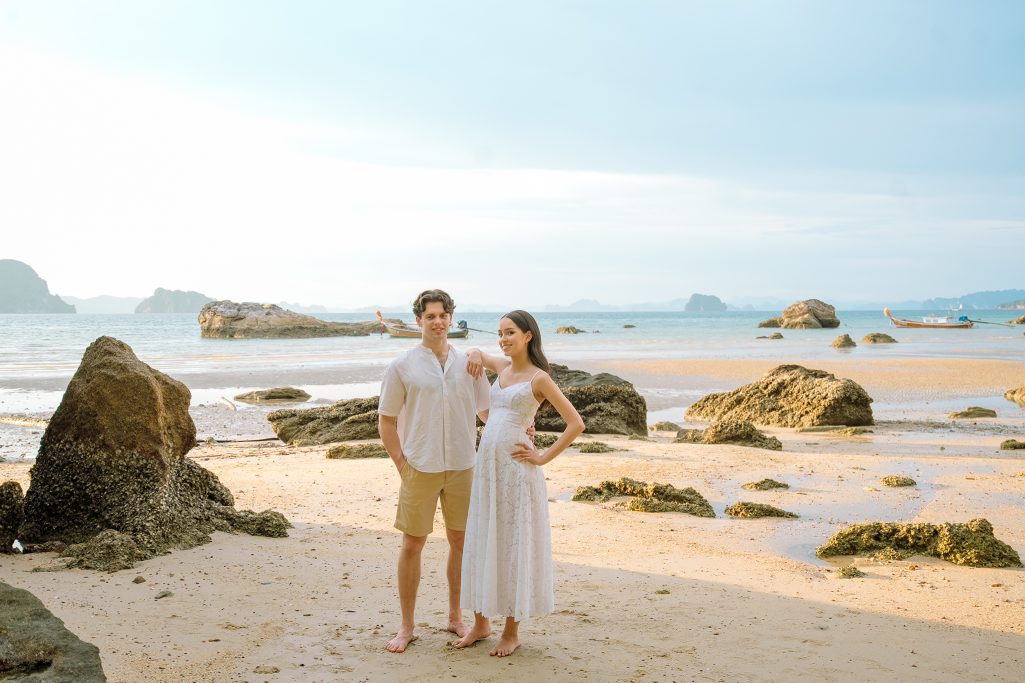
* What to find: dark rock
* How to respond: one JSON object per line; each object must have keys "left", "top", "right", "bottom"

{"left": 198, "top": 300, "right": 377, "bottom": 339}
{"left": 623, "top": 324, "right": 636, "bottom": 329}
{"left": 685, "top": 364, "right": 874, "bottom": 428}
{"left": 756, "top": 332, "right": 783, "bottom": 340}
{"left": 0, "top": 581, "right": 107, "bottom": 681}
{"left": 725, "top": 502, "right": 798, "bottom": 518}
{"left": 57, "top": 529, "right": 147, "bottom": 572}
{"left": 949, "top": 407, "right": 996, "bottom": 419}
{"left": 234, "top": 387, "right": 311, "bottom": 404}
{"left": 675, "top": 419, "right": 782, "bottom": 450}
{"left": 817, "top": 518, "right": 1022, "bottom": 568}
{"left": 1, "top": 481, "right": 24, "bottom": 553}
{"left": 684, "top": 293, "right": 727, "bottom": 312}
{"left": 862, "top": 332, "right": 897, "bottom": 344}
{"left": 0, "top": 260, "right": 75, "bottom": 314}
{"left": 832, "top": 334, "right": 856, "bottom": 349}
{"left": 268, "top": 397, "right": 380, "bottom": 446}
{"left": 135, "top": 288, "right": 214, "bottom": 314}
{"left": 534, "top": 364, "right": 647, "bottom": 436}
{"left": 19, "top": 336, "right": 291, "bottom": 567}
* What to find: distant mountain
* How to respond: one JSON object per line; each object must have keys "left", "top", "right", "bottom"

{"left": 278, "top": 301, "right": 329, "bottom": 314}
{"left": 0, "top": 259, "right": 75, "bottom": 313}
{"left": 921, "top": 289, "right": 1025, "bottom": 310}
{"left": 544, "top": 295, "right": 731, "bottom": 312}
{"left": 63, "top": 295, "right": 144, "bottom": 314}
{"left": 135, "top": 288, "right": 215, "bottom": 314}
{"left": 684, "top": 293, "right": 726, "bottom": 312}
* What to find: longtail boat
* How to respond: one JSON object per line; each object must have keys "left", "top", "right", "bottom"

{"left": 883, "top": 308, "right": 973, "bottom": 329}
{"left": 375, "top": 311, "right": 469, "bottom": 338}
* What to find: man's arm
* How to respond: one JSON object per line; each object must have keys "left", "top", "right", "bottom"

{"left": 378, "top": 414, "right": 405, "bottom": 473}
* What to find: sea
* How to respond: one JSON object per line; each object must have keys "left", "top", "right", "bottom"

{"left": 1, "top": 309, "right": 1021, "bottom": 460}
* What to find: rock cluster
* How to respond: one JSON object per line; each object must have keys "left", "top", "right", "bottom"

{"left": 198, "top": 301, "right": 379, "bottom": 339}
{"left": 742, "top": 478, "right": 789, "bottom": 491}
{"left": 816, "top": 518, "right": 1022, "bottom": 568}
{"left": 268, "top": 397, "right": 380, "bottom": 445}
{"left": 572, "top": 477, "right": 714, "bottom": 517}
{"left": 675, "top": 419, "right": 782, "bottom": 450}
{"left": 685, "top": 365, "right": 874, "bottom": 428}
{"left": 534, "top": 364, "right": 647, "bottom": 435}
{"left": 18, "top": 337, "right": 290, "bottom": 570}
{"left": 0, "top": 581, "right": 107, "bottom": 681}
{"left": 725, "top": 502, "right": 798, "bottom": 519}
{"left": 758, "top": 299, "right": 840, "bottom": 329}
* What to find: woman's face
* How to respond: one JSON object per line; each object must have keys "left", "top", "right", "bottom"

{"left": 498, "top": 317, "right": 532, "bottom": 357}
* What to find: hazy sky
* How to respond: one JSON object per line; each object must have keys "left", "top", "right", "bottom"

{"left": 2, "top": 1, "right": 1023, "bottom": 308}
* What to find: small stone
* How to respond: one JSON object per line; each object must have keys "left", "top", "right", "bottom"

{"left": 132, "top": 576, "right": 146, "bottom": 584}
{"left": 253, "top": 665, "right": 281, "bottom": 674}
{"left": 154, "top": 590, "right": 173, "bottom": 600}
{"left": 880, "top": 475, "right": 916, "bottom": 487}
{"left": 837, "top": 565, "right": 865, "bottom": 579}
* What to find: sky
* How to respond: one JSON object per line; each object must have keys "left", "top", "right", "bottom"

{"left": 1, "top": 1, "right": 1023, "bottom": 309}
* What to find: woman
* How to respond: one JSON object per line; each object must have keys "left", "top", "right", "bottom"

{"left": 453, "top": 310, "right": 585, "bottom": 657}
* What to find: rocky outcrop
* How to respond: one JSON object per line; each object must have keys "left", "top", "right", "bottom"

{"left": 684, "top": 293, "right": 727, "bottom": 312}
{"left": 757, "top": 318, "right": 781, "bottom": 328}
{"left": 135, "top": 287, "right": 214, "bottom": 314}
{"left": 198, "top": 301, "right": 377, "bottom": 339}
{"left": 862, "top": 332, "right": 897, "bottom": 344}
{"left": 0, "top": 260, "right": 75, "bottom": 314}
{"left": 0, "top": 581, "right": 107, "bottom": 682}
{"left": 19, "top": 336, "right": 289, "bottom": 567}
{"left": 1009, "top": 314, "right": 1025, "bottom": 325}
{"left": 779, "top": 299, "right": 840, "bottom": 329}
{"left": 675, "top": 419, "right": 782, "bottom": 450}
{"left": 534, "top": 364, "right": 647, "bottom": 435}
{"left": 1, "top": 481, "right": 24, "bottom": 553}
{"left": 555, "top": 326, "right": 586, "bottom": 334}
{"left": 1004, "top": 386, "right": 1025, "bottom": 408}
{"left": 234, "top": 387, "right": 311, "bottom": 404}
{"left": 268, "top": 397, "right": 380, "bottom": 446}
{"left": 832, "top": 334, "right": 856, "bottom": 348}
{"left": 685, "top": 364, "right": 874, "bottom": 427}
{"left": 949, "top": 407, "right": 996, "bottom": 419}
{"left": 816, "top": 519, "right": 1022, "bottom": 568}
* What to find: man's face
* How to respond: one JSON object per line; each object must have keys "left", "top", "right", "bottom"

{"left": 416, "top": 301, "right": 452, "bottom": 341}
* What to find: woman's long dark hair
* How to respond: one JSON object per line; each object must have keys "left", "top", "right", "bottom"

{"left": 503, "top": 310, "right": 552, "bottom": 410}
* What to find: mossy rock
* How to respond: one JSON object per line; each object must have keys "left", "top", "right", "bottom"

{"left": 533, "top": 432, "right": 559, "bottom": 449}
{"left": 832, "top": 334, "right": 856, "bottom": 349}
{"left": 949, "top": 406, "right": 997, "bottom": 419}
{"left": 816, "top": 518, "right": 1023, "bottom": 568}
{"left": 742, "top": 478, "right": 789, "bottom": 491}
{"left": 1000, "top": 439, "right": 1025, "bottom": 450}
{"left": 756, "top": 332, "right": 784, "bottom": 340}
{"left": 572, "top": 477, "right": 714, "bottom": 517}
{"left": 835, "top": 427, "right": 873, "bottom": 436}
{"left": 837, "top": 565, "right": 865, "bottom": 579}
{"left": 870, "top": 547, "right": 913, "bottom": 561}
{"left": 650, "top": 421, "right": 681, "bottom": 432}
{"left": 556, "top": 326, "right": 585, "bottom": 334}
{"left": 757, "top": 318, "right": 781, "bottom": 328}
{"left": 623, "top": 324, "right": 636, "bottom": 328}
{"left": 234, "top": 387, "right": 311, "bottom": 403}
{"left": 326, "top": 443, "right": 389, "bottom": 459}
{"left": 576, "top": 441, "right": 616, "bottom": 453}
{"left": 880, "top": 475, "right": 916, "bottom": 487}
{"left": 862, "top": 333, "right": 897, "bottom": 344}
{"left": 675, "top": 419, "right": 782, "bottom": 450}
{"left": 268, "top": 397, "right": 380, "bottom": 445}
{"left": 1, "top": 480, "right": 25, "bottom": 554}
{"left": 725, "top": 502, "right": 798, "bottom": 518}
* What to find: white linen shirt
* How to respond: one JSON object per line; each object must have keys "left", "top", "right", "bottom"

{"left": 378, "top": 344, "right": 490, "bottom": 473}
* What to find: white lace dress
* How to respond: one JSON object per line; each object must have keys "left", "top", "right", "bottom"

{"left": 460, "top": 374, "right": 554, "bottom": 621}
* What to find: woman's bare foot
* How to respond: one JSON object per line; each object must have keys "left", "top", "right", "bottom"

{"left": 385, "top": 628, "right": 416, "bottom": 653}
{"left": 452, "top": 621, "right": 491, "bottom": 648}
{"left": 489, "top": 635, "right": 520, "bottom": 657}
{"left": 447, "top": 619, "right": 469, "bottom": 638}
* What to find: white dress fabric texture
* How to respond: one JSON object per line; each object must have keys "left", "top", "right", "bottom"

{"left": 461, "top": 376, "right": 555, "bottom": 621}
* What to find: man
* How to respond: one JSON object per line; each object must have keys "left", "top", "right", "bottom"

{"left": 378, "top": 289, "right": 490, "bottom": 653}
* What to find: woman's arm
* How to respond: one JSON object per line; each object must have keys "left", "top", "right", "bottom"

{"left": 510, "top": 373, "right": 584, "bottom": 466}
{"left": 466, "top": 347, "right": 511, "bottom": 378}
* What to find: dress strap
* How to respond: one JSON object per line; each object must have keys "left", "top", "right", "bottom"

{"left": 529, "top": 369, "right": 544, "bottom": 382}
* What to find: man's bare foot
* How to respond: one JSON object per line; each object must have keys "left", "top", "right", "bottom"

{"left": 385, "top": 628, "right": 416, "bottom": 653}
{"left": 452, "top": 622, "right": 492, "bottom": 649}
{"left": 489, "top": 635, "right": 520, "bottom": 657}
{"left": 447, "top": 619, "right": 469, "bottom": 639}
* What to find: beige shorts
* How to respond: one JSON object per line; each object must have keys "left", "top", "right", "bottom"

{"left": 395, "top": 465, "right": 473, "bottom": 537}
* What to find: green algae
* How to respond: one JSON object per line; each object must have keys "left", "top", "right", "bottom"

{"left": 326, "top": 443, "right": 389, "bottom": 459}
{"left": 571, "top": 477, "right": 714, "bottom": 517}
{"left": 742, "top": 478, "right": 789, "bottom": 491}
{"left": 880, "top": 475, "right": 916, "bottom": 487}
{"left": 576, "top": 441, "right": 616, "bottom": 453}
{"left": 724, "top": 502, "right": 798, "bottom": 519}
{"left": 816, "top": 519, "right": 1023, "bottom": 568}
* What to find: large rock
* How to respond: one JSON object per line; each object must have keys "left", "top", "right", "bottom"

{"left": 778, "top": 299, "right": 840, "bottom": 329}
{"left": 1, "top": 481, "right": 24, "bottom": 553}
{"left": 0, "top": 581, "right": 107, "bottom": 682}
{"left": 832, "top": 334, "right": 856, "bottom": 348}
{"left": 268, "top": 397, "right": 380, "bottom": 445}
{"left": 234, "top": 387, "right": 311, "bottom": 404}
{"left": 535, "top": 364, "right": 647, "bottom": 435}
{"left": 1005, "top": 386, "right": 1025, "bottom": 408}
{"left": 198, "top": 300, "right": 378, "bottom": 339}
{"left": 685, "top": 364, "right": 874, "bottom": 427}
{"left": 19, "top": 336, "right": 289, "bottom": 563}
{"left": 135, "top": 287, "right": 214, "bottom": 314}
{"left": 0, "top": 259, "right": 75, "bottom": 314}
{"left": 684, "top": 293, "right": 726, "bottom": 312}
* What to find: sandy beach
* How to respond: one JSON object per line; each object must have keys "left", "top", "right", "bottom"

{"left": 2, "top": 355, "right": 1024, "bottom": 682}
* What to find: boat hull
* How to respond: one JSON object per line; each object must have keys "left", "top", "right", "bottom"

{"left": 883, "top": 308, "right": 973, "bottom": 329}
